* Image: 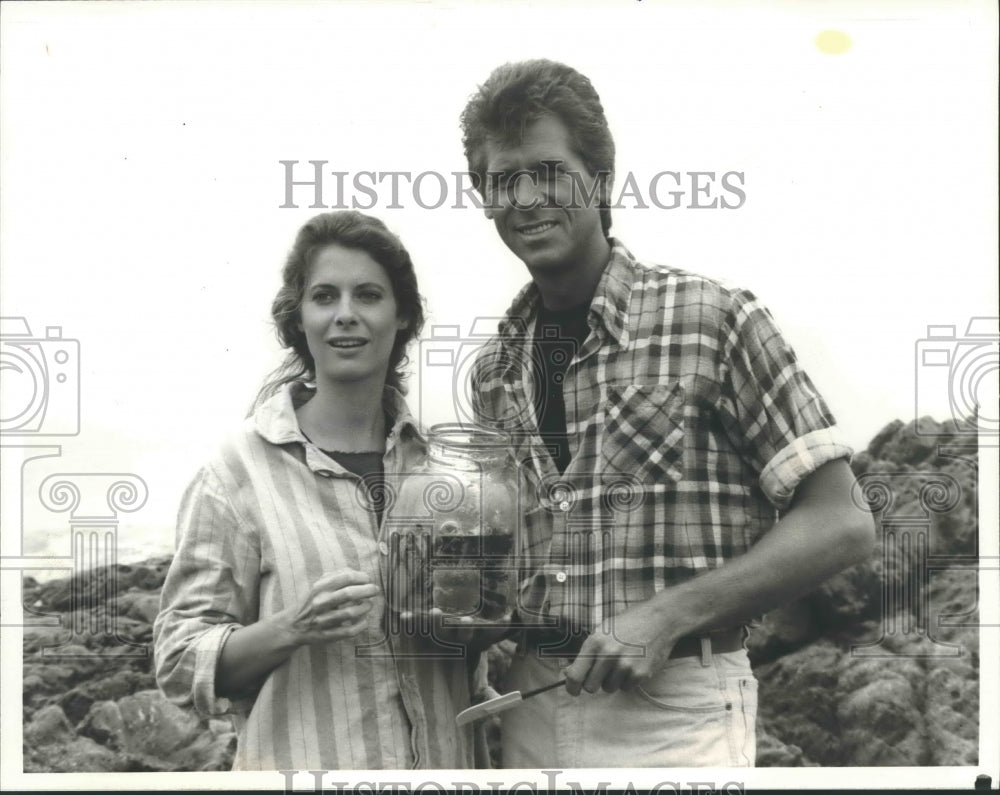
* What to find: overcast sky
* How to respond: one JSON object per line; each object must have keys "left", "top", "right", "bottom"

{"left": 1, "top": 0, "right": 996, "bottom": 565}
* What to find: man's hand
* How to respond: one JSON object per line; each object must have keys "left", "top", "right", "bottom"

{"left": 565, "top": 459, "right": 874, "bottom": 698}
{"left": 564, "top": 598, "right": 677, "bottom": 696}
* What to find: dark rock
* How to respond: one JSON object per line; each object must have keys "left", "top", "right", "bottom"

{"left": 24, "top": 704, "right": 74, "bottom": 745}
{"left": 930, "top": 503, "right": 977, "bottom": 557}
{"left": 23, "top": 673, "right": 45, "bottom": 700}
{"left": 753, "top": 642, "right": 845, "bottom": 766}
{"left": 924, "top": 667, "right": 978, "bottom": 766}
{"left": 88, "top": 614, "right": 153, "bottom": 648}
{"left": 81, "top": 669, "right": 156, "bottom": 703}
{"left": 867, "top": 419, "right": 904, "bottom": 460}
{"left": 116, "top": 690, "right": 204, "bottom": 756}
{"left": 747, "top": 601, "right": 818, "bottom": 666}
{"left": 123, "top": 592, "right": 162, "bottom": 624}
{"left": 34, "top": 578, "right": 73, "bottom": 612}
{"left": 24, "top": 735, "right": 121, "bottom": 773}
{"left": 849, "top": 450, "right": 871, "bottom": 477}
{"left": 21, "top": 622, "right": 65, "bottom": 655}
{"left": 59, "top": 688, "right": 95, "bottom": 725}
{"left": 78, "top": 700, "right": 126, "bottom": 749}
{"left": 23, "top": 661, "right": 77, "bottom": 694}
{"left": 836, "top": 657, "right": 926, "bottom": 765}
{"left": 756, "top": 722, "right": 816, "bottom": 766}
{"left": 806, "top": 560, "right": 882, "bottom": 630}
{"left": 876, "top": 419, "right": 944, "bottom": 467}
{"left": 109, "top": 690, "right": 236, "bottom": 772}
{"left": 31, "top": 561, "right": 170, "bottom": 614}
{"left": 129, "top": 557, "right": 172, "bottom": 590}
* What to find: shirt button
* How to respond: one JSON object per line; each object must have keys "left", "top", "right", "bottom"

{"left": 554, "top": 571, "right": 567, "bottom": 583}
{"left": 378, "top": 541, "right": 389, "bottom": 555}
{"left": 559, "top": 500, "right": 570, "bottom": 512}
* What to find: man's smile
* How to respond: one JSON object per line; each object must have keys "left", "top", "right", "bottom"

{"left": 515, "top": 220, "right": 558, "bottom": 237}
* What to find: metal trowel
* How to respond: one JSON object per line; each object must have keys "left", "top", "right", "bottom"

{"left": 455, "top": 679, "right": 566, "bottom": 726}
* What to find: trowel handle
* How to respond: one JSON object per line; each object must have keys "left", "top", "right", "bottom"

{"left": 521, "top": 679, "right": 566, "bottom": 700}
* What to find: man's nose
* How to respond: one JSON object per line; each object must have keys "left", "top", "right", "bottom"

{"left": 508, "top": 172, "right": 545, "bottom": 210}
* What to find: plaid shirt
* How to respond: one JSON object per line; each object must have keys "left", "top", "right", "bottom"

{"left": 472, "top": 239, "right": 852, "bottom": 632}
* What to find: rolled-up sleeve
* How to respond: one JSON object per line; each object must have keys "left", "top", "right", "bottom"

{"left": 720, "top": 290, "right": 853, "bottom": 511}
{"left": 153, "top": 465, "right": 261, "bottom": 717}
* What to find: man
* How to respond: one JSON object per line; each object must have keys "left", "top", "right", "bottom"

{"left": 459, "top": 59, "right": 875, "bottom": 768}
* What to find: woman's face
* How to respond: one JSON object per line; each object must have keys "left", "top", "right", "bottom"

{"left": 299, "top": 244, "right": 407, "bottom": 389}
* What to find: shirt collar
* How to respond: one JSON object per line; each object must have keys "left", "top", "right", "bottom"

{"left": 496, "top": 237, "right": 634, "bottom": 349}
{"left": 253, "top": 381, "right": 424, "bottom": 450}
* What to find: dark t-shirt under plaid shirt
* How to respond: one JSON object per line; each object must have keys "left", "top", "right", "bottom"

{"left": 471, "top": 239, "right": 853, "bottom": 632}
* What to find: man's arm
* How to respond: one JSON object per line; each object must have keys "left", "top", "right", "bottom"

{"left": 564, "top": 457, "right": 875, "bottom": 695}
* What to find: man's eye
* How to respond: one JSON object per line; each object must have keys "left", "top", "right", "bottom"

{"left": 546, "top": 165, "right": 569, "bottom": 183}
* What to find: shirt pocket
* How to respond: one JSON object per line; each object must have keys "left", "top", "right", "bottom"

{"left": 601, "top": 382, "right": 685, "bottom": 484}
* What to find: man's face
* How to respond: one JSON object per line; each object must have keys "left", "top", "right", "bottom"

{"left": 479, "top": 114, "right": 608, "bottom": 274}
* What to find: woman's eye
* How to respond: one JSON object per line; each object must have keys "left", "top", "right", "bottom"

{"left": 357, "top": 291, "right": 382, "bottom": 303}
{"left": 312, "top": 291, "right": 334, "bottom": 303}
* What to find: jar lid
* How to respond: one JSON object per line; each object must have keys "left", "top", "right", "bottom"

{"left": 427, "top": 423, "right": 512, "bottom": 469}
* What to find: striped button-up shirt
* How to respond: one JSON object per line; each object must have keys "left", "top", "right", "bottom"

{"left": 472, "top": 239, "right": 853, "bottom": 632}
{"left": 153, "top": 383, "right": 475, "bottom": 770}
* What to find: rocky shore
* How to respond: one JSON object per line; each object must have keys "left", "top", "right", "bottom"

{"left": 21, "top": 418, "right": 980, "bottom": 770}
{"left": 22, "top": 556, "right": 236, "bottom": 772}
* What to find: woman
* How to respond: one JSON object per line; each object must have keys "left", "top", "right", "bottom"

{"left": 153, "top": 211, "right": 476, "bottom": 770}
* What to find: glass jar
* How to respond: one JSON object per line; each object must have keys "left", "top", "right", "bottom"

{"left": 386, "top": 424, "right": 519, "bottom": 621}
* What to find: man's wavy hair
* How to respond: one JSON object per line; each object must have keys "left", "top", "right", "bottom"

{"left": 460, "top": 59, "right": 616, "bottom": 236}
{"left": 252, "top": 211, "right": 425, "bottom": 413}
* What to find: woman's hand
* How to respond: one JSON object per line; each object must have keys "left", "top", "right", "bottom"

{"left": 217, "top": 568, "right": 380, "bottom": 698}
{"left": 281, "top": 569, "right": 381, "bottom": 646}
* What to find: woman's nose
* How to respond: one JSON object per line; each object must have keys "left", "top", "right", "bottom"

{"left": 334, "top": 299, "right": 359, "bottom": 326}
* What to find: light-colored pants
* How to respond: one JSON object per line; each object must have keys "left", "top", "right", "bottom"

{"left": 500, "top": 646, "right": 757, "bottom": 768}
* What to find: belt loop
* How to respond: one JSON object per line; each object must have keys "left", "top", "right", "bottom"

{"left": 515, "top": 627, "right": 528, "bottom": 658}
{"left": 699, "top": 635, "right": 712, "bottom": 667}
